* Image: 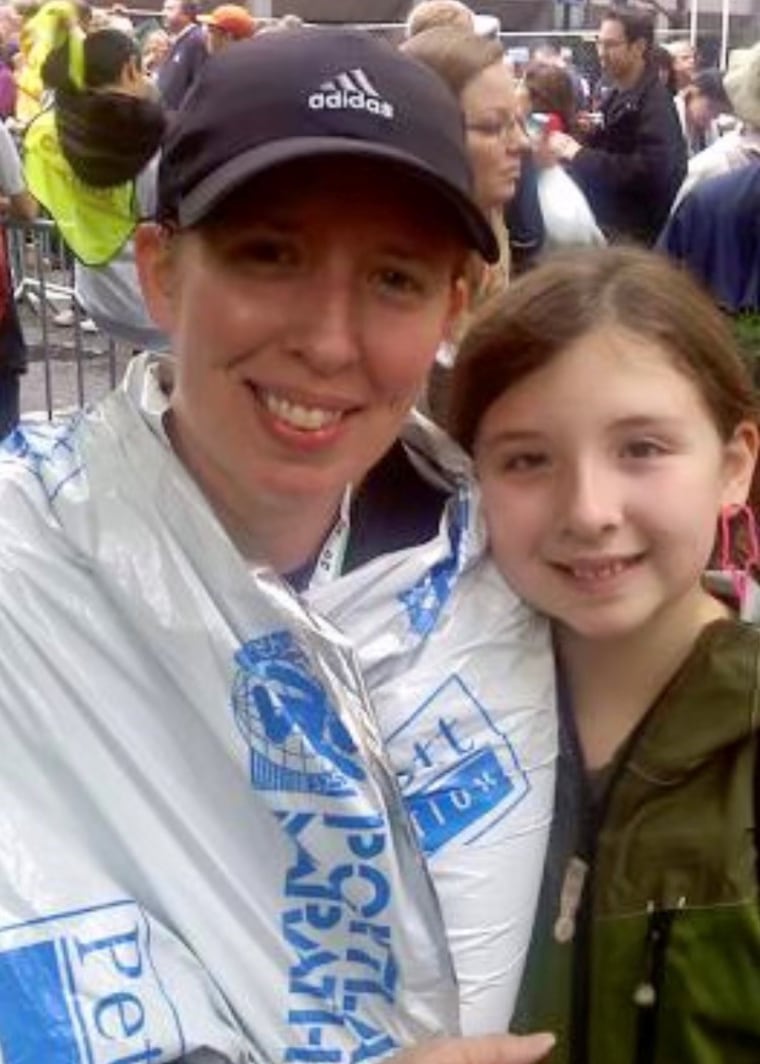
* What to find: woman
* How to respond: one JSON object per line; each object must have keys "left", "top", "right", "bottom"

{"left": 449, "top": 246, "right": 760, "bottom": 1063}
{"left": 403, "top": 26, "right": 526, "bottom": 301}
{"left": 0, "top": 29, "right": 555, "bottom": 1060}
{"left": 402, "top": 26, "right": 528, "bottom": 422}
{"left": 23, "top": 6, "right": 167, "bottom": 348}
{"left": 140, "top": 26, "right": 170, "bottom": 79}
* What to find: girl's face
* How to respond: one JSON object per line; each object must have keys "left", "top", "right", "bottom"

{"left": 462, "top": 61, "right": 527, "bottom": 212}
{"left": 475, "top": 326, "right": 758, "bottom": 641}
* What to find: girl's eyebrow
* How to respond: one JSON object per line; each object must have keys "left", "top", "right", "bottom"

{"left": 481, "top": 414, "right": 687, "bottom": 447}
{"left": 480, "top": 428, "right": 546, "bottom": 446}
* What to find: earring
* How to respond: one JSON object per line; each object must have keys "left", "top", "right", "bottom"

{"left": 718, "top": 503, "right": 760, "bottom": 604}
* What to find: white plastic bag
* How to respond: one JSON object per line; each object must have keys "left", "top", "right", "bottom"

{"left": 537, "top": 165, "right": 606, "bottom": 249}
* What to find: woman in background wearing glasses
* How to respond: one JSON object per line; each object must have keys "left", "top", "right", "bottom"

{"left": 403, "top": 26, "right": 528, "bottom": 422}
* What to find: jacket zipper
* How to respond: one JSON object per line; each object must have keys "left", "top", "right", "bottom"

{"left": 561, "top": 703, "right": 649, "bottom": 1064}
{"left": 633, "top": 905, "right": 677, "bottom": 1064}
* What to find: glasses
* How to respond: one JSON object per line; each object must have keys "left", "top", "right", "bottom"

{"left": 465, "top": 116, "right": 523, "bottom": 141}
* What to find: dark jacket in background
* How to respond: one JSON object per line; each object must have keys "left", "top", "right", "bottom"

{"left": 658, "top": 161, "right": 760, "bottom": 313}
{"left": 506, "top": 152, "right": 545, "bottom": 275}
{"left": 157, "top": 24, "right": 207, "bottom": 111}
{"left": 569, "top": 67, "right": 686, "bottom": 245}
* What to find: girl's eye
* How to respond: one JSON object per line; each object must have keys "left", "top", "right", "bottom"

{"left": 500, "top": 452, "right": 549, "bottom": 473}
{"left": 621, "top": 439, "right": 669, "bottom": 460}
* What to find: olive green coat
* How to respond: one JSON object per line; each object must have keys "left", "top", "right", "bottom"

{"left": 513, "top": 619, "right": 760, "bottom": 1064}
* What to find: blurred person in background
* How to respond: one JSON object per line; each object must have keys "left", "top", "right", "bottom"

{"left": 519, "top": 62, "right": 604, "bottom": 248}
{"left": 531, "top": 40, "right": 589, "bottom": 109}
{"left": 106, "top": 2, "right": 134, "bottom": 36}
{"left": 665, "top": 37, "right": 696, "bottom": 92}
{"left": 199, "top": 3, "right": 256, "bottom": 55}
{"left": 405, "top": 0, "right": 474, "bottom": 38}
{"left": 403, "top": 27, "right": 526, "bottom": 299}
{"left": 0, "top": 117, "right": 36, "bottom": 437}
{"left": 141, "top": 25, "right": 170, "bottom": 79}
{"left": 674, "top": 67, "right": 730, "bottom": 156}
{"left": 659, "top": 160, "right": 760, "bottom": 314}
{"left": 0, "top": 42, "right": 17, "bottom": 117}
{"left": 673, "top": 40, "right": 760, "bottom": 209}
{"left": 157, "top": 0, "right": 205, "bottom": 109}
{"left": 402, "top": 25, "right": 528, "bottom": 421}
{"left": 652, "top": 43, "right": 676, "bottom": 94}
{"left": 547, "top": 5, "right": 685, "bottom": 245}
{"left": 24, "top": 7, "right": 168, "bottom": 347}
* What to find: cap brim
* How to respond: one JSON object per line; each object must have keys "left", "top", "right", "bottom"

{"left": 176, "top": 137, "right": 500, "bottom": 264}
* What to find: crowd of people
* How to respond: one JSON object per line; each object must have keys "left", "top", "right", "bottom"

{"left": 0, "top": 2, "right": 757, "bottom": 1063}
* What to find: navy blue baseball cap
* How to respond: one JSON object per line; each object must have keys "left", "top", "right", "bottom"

{"left": 157, "top": 27, "right": 499, "bottom": 262}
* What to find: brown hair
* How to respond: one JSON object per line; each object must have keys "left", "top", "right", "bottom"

{"left": 522, "top": 61, "right": 576, "bottom": 133}
{"left": 405, "top": 0, "right": 474, "bottom": 38}
{"left": 449, "top": 246, "right": 759, "bottom": 454}
{"left": 401, "top": 25, "right": 503, "bottom": 98}
{"left": 601, "top": 5, "right": 654, "bottom": 52}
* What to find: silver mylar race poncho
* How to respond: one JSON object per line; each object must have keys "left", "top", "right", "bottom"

{"left": 0, "top": 354, "right": 556, "bottom": 1062}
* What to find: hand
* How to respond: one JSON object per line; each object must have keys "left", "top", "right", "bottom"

{"left": 546, "top": 131, "right": 582, "bottom": 162}
{"left": 393, "top": 1033, "right": 556, "bottom": 1064}
{"left": 574, "top": 112, "right": 596, "bottom": 135}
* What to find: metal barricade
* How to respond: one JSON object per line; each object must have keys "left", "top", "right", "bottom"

{"left": 6, "top": 217, "right": 132, "bottom": 420}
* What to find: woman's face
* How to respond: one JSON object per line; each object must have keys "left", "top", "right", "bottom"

{"left": 136, "top": 159, "right": 466, "bottom": 546}
{"left": 462, "top": 61, "right": 527, "bottom": 212}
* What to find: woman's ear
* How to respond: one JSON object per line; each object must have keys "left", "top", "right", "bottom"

{"left": 721, "top": 420, "right": 760, "bottom": 507}
{"left": 443, "top": 275, "right": 469, "bottom": 344}
{"left": 134, "top": 222, "right": 178, "bottom": 334}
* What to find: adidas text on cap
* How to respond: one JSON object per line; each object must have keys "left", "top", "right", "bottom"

{"left": 157, "top": 28, "right": 499, "bottom": 263}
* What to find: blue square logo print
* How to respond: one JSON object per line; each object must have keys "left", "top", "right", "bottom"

{"left": 386, "top": 675, "right": 531, "bottom": 856}
{"left": 0, "top": 900, "right": 184, "bottom": 1063}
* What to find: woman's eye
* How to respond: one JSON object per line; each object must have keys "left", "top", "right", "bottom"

{"left": 218, "top": 234, "right": 300, "bottom": 269}
{"left": 243, "top": 238, "right": 298, "bottom": 265}
{"left": 373, "top": 266, "right": 425, "bottom": 298}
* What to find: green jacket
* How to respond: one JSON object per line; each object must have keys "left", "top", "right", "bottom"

{"left": 513, "top": 619, "right": 760, "bottom": 1063}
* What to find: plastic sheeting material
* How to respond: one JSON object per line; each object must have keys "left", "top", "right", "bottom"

{"left": 0, "top": 354, "right": 556, "bottom": 1059}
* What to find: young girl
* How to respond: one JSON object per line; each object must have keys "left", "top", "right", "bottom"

{"left": 449, "top": 246, "right": 760, "bottom": 1063}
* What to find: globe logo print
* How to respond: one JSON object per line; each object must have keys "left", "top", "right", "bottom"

{"left": 232, "top": 632, "right": 365, "bottom": 797}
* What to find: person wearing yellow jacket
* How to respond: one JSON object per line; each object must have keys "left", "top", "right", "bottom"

{"left": 22, "top": 3, "right": 168, "bottom": 346}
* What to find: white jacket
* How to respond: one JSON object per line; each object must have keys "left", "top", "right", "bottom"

{"left": 0, "top": 354, "right": 556, "bottom": 1060}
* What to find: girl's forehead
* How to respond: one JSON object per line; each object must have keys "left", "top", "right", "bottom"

{"left": 491, "top": 326, "right": 711, "bottom": 416}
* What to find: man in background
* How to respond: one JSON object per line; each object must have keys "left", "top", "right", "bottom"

{"left": 665, "top": 38, "right": 696, "bottom": 92}
{"left": 199, "top": 3, "right": 256, "bottom": 54}
{"left": 547, "top": 5, "right": 686, "bottom": 244}
{"left": 158, "top": 0, "right": 206, "bottom": 109}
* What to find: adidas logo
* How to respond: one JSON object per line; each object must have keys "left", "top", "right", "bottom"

{"left": 308, "top": 69, "right": 394, "bottom": 119}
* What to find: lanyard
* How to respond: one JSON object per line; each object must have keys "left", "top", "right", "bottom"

{"left": 307, "top": 486, "right": 353, "bottom": 590}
